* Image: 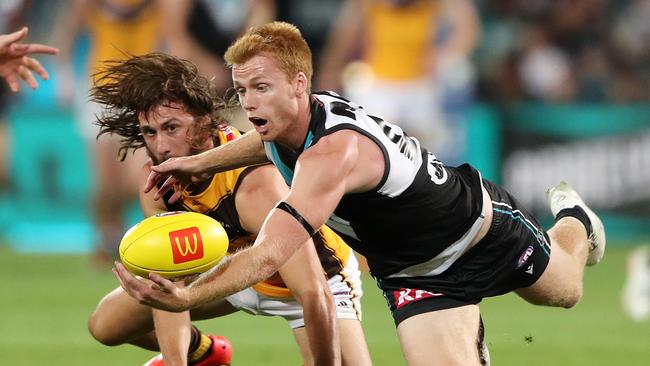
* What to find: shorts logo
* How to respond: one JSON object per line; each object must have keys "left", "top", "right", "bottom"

{"left": 516, "top": 245, "right": 534, "bottom": 269}
{"left": 393, "top": 288, "right": 443, "bottom": 309}
{"left": 169, "top": 227, "right": 204, "bottom": 264}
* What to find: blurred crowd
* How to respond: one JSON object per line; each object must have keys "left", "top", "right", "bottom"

{"left": 0, "top": 0, "right": 648, "bottom": 262}
{"left": 476, "top": 0, "right": 650, "bottom": 103}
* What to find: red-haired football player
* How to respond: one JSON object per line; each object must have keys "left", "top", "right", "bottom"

{"left": 88, "top": 52, "right": 371, "bottom": 366}
{"left": 118, "top": 22, "right": 606, "bottom": 365}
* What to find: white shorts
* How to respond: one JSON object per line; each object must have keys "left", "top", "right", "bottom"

{"left": 225, "top": 251, "right": 363, "bottom": 329}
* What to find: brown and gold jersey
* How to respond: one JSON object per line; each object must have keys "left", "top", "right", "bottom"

{"left": 87, "top": 0, "right": 162, "bottom": 82}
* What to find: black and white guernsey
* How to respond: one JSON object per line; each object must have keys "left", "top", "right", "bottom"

{"left": 264, "top": 91, "right": 485, "bottom": 279}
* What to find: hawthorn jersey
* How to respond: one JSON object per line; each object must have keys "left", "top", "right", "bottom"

{"left": 264, "top": 92, "right": 485, "bottom": 279}
{"left": 163, "top": 126, "right": 351, "bottom": 297}
{"left": 364, "top": 0, "right": 441, "bottom": 80}
{"left": 87, "top": 0, "right": 161, "bottom": 80}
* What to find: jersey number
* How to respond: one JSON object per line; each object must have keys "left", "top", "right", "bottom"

{"left": 330, "top": 100, "right": 418, "bottom": 161}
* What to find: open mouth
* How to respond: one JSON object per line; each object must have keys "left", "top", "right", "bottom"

{"left": 249, "top": 117, "right": 268, "bottom": 127}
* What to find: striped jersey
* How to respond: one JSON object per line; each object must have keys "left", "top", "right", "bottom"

{"left": 264, "top": 91, "right": 485, "bottom": 278}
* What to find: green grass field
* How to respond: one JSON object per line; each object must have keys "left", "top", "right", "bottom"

{"left": 1, "top": 244, "right": 648, "bottom": 365}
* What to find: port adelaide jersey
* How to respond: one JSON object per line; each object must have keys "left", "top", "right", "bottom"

{"left": 264, "top": 92, "right": 485, "bottom": 279}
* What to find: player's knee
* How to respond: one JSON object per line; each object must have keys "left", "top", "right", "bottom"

{"left": 553, "top": 283, "right": 583, "bottom": 308}
{"left": 87, "top": 312, "right": 123, "bottom": 346}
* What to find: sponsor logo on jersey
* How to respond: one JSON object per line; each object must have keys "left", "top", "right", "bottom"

{"left": 393, "top": 288, "right": 444, "bottom": 309}
{"left": 516, "top": 245, "right": 534, "bottom": 269}
{"left": 169, "top": 227, "right": 204, "bottom": 263}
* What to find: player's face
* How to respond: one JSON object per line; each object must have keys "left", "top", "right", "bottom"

{"left": 232, "top": 54, "right": 301, "bottom": 143}
{"left": 138, "top": 102, "right": 212, "bottom": 165}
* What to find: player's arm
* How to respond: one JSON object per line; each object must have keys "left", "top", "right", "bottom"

{"left": 114, "top": 131, "right": 379, "bottom": 313}
{"left": 184, "top": 131, "right": 369, "bottom": 301}
{"left": 145, "top": 130, "right": 269, "bottom": 202}
{"left": 0, "top": 27, "right": 58, "bottom": 92}
{"left": 236, "top": 164, "right": 340, "bottom": 366}
{"left": 138, "top": 160, "right": 193, "bottom": 366}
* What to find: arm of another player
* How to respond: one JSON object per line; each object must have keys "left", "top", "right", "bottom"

{"left": 0, "top": 27, "right": 59, "bottom": 92}
{"left": 145, "top": 129, "right": 269, "bottom": 203}
{"left": 114, "top": 131, "right": 374, "bottom": 312}
{"left": 237, "top": 164, "right": 340, "bottom": 366}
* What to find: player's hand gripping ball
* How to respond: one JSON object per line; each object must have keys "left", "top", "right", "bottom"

{"left": 119, "top": 211, "right": 229, "bottom": 278}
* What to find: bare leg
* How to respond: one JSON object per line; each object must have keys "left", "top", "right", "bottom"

{"left": 396, "top": 305, "right": 483, "bottom": 366}
{"left": 88, "top": 287, "right": 158, "bottom": 348}
{"left": 338, "top": 319, "right": 372, "bottom": 366}
{"left": 88, "top": 286, "right": 236, "bottom": 350}
{"left": 516, "top": 217, "right": 588, "bottom": 308}
{"left": 153, "top": 310, "right": 192, "bottom": 366}
{"left": 292, "top": 327, "right": 314, "bottom": 366}
{"left": 293, "top": 319, "right": 372, "bottom": 366}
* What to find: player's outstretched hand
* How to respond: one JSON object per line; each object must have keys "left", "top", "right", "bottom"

{"left": 0, "top": 27, "right": 59, "bottom": 92}
{"left": 113, "top": 262, "right": 192, "bottom": 312}
{"left": 144, "top": 154, "right": 213, "bottom": 203}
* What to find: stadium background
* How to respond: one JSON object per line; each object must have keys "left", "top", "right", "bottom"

{"left": 0, "top": 0, "right": 648, "bottom": 365}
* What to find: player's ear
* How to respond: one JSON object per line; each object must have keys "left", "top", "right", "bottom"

{"left": 294, "top": 72, "right": 308, "bottom": 95}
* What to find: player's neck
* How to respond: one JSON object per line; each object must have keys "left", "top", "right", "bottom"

{"left": 277, "top": 94, "right": 312, "bottom": 152}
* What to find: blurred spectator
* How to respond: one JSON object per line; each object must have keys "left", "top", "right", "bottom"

{"left": 318, "top": 0, "right": 480, "bottom": 163}
{"left": 622, "top": 246, "right": 650, "bottom": 322}
{"left": 54, "top": 0, "right": 163, "bottom": 266}
{"left": 475, "top": 0, "right": 650, "bottom": 103}
{"left": 271, "top": 0, "right": 347, "bottom": 85}
{"left": 159, "top": 0, "right": 273, "bottom": 132}
{"left": 160, "top": 0, "right": 273, "bottom": 96}
{"left": 517, "top": 22, "right": 575, "bottom": 102}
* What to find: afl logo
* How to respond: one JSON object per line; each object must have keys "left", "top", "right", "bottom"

{"left": 516, "top": 245, "right": 534, "bottom": 269}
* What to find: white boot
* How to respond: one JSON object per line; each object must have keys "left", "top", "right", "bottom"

{"left": 546, "top": 181, "right": 606, "bottom": 266}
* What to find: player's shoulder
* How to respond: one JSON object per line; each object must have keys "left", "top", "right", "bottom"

{"left": 314, "top": 91, "right": 362, "bottom": 124}
{"left": 305, "top": 129, "right": 359, "bottom": 158}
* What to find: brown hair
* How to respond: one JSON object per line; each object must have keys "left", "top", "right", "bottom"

{"left": 89, "top": 52, "right": 235, "bottom": 160}
{"left": 224, "top": 21, "right": 313, "bottom": 91}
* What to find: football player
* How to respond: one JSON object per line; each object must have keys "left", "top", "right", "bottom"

{"left": 118, "top": 22, "right": 606, "bottom": 365}
{"left": 88, "top": 53, "right": 371, "bottom": 366}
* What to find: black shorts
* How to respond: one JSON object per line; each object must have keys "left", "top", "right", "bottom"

{"left": 378, "top": 179, "right": 552, "bottom": 326}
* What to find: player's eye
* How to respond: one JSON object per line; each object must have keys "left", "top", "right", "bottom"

{"left": 256, "top": 84, "right": 268, "bottom": 92}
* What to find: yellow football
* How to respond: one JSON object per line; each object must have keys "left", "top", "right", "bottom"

{"left": 119, "top": 211, "right": 229, "bottom": 278}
